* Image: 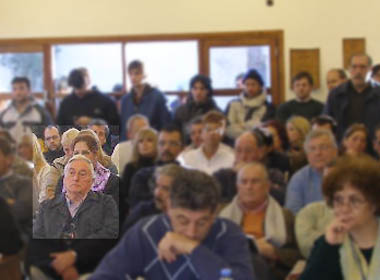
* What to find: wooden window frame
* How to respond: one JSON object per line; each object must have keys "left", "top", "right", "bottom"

{"left": 0, "top": 30, "right": 284, "bottom": 118}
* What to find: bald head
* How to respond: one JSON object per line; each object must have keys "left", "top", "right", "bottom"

{"left": 326, "top": 69, "right": 347, "bottom": 91}
{"left": 234, "top": 132, "right": 264, "bottom": 165}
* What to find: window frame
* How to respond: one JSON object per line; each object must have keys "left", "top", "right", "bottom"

{"left": 0, "top": 30, "right": 284, "bottom": 118}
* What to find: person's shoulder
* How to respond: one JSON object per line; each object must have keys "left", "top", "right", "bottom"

{"left": 310, "top": 98, "right": 324, "bottom": 106}
{"left": 289, "top": 165, "right": 311, "bottom": 182}
{"left": 213, "top": 217, "right": 245, "bottom": 237}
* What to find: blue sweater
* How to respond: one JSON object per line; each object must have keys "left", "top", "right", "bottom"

{"left": 90, "top": 214, "right": 255, "bottom": 280}
{"left": 120, "top": 85, "right": 172, "bottom": 140}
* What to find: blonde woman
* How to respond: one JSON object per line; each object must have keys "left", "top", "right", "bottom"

{"left": 286, "top": 116, "right": 311, "bottom": 174}
{"left": 121, "top": 128, "right": 158, "bottom": 198}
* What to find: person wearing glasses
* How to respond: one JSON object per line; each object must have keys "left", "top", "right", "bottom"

{"left": 285, "top": 129, "right": 338, "bottom": 214}
{"left": 128, "top": 124, "right": 184, "bottom": 209}
{"left": 178, "top": 110, "right": 235, "bottom": 175}
{"left": 300, "top": 155, "right": 380, "bottom": 280}
{"left": 29, "top": 155, "right": 118, "bottom": 280}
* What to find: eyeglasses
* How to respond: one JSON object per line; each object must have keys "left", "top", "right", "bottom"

{"left": 203, "top": 126, "right": 224, "bottom": 135}
{"left": 332, "top": 195, "right": 367, "bottom": 210}
{"left": 67, "top": 169, "right": 90, "bottom": 179}
{"left": 158, "top": 140, "right": 181, "bottom": 147}
{"left": 307, "top": 144, "right": 331, "bottom": 153}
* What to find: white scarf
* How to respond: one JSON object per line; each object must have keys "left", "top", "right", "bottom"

{"left": 340, "top": 218, "right": 380, "bottom": 280}
{"left": 220, "top": 195, "right": 287, "bottom": 247}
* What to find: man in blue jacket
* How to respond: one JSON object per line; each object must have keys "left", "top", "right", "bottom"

{"left": 90, "top": 169, "right": 255, "bottom": 280}
{"left": 120, "top": 60, "right": 172, "bottom": 140}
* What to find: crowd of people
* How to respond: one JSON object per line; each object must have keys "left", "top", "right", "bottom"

{"left": 0, "top": 53, "right": 380, "bottom": 280}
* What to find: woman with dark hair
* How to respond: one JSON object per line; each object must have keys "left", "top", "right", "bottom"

{"left": 340, "top": 123, "right": 368, "bottom": 156}
{"left": 262, "top": 119, "right": 290, "bottom": 153}
{"left": 173, "top": 74, "right": 220, "bottom": 142}
{"left": 300, "top": 155, "right": 380, "bottom": 280}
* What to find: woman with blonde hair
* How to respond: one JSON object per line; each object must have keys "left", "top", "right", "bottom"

{"left": 121, "top": 128, "right": 158, "bottom": 200}
{"left": 286, "top": 116, "right": 311, "bottom": 174}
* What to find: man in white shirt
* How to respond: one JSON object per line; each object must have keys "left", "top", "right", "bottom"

{"left": 178, "top": 111, "right": 234, "bottom": 175}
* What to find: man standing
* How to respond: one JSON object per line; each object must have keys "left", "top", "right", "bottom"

{"left": 90, "top": 169, "right": 254, "bottom": 280}
{"left": 276, "top": 72, "right": 324, "bottom": 123}
{"left": 325, "top": 54, "right": 380, "bottom": 141}
{"left": 0, "top": 77, "right": 53, "bottom": 141}
{"left": 43, "top": 125, "right": 65, "bottom": 164}
{"left": 120, "top": 60, "right": 171, "bottom": 140}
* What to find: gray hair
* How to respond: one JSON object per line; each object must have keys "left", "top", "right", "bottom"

{"left": 61, "top": 128, "right": 80, "bottom": 146}
{"left": 126, "top": 114, "right": 149, "bottom": 132}
{"left": 304, "top": 129, "right": 337, "bottom": 153}
{"left": 170, "top": 169, "right": 220, "bottom": 213}
{"left": 64, "top": 154, "right": 95, "bottom": 179}
{"left": 154, "top": 164, "right": 185, "bottom": 181}
{"left": 238, "top": 162, "right": 269, "bottom": 181}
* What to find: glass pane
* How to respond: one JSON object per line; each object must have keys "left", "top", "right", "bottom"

{"left": 53, "top": 43, "right": 123, "bottom": 93}
{"left": 0, "top": 52, "right": 43, "bottom": 92}
{"left": 125, "top": 41, "right": 198, "bottom": 91}
{"left": 210, "top": 46, "right": 271, "bottom": 89}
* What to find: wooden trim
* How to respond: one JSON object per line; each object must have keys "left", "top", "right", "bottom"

{"left": 0, "top": 30, "right": 284, "bottom": 45}
{"left": 0, "top": 30, "right": 284, "bottom": 105}
{"left": 121, "top": 42, "right": 127, "bottom": 92}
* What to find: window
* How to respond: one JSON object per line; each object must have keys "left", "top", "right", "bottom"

{"left": 53, "top": 43, "right": 123, "bottom": 93}
{"left": 210, "top": 45, "right": 271, "bottom": 89}
{"left": 0, "top": 52, "right": 43, "bottom": 92}
{"left": 125, "top": 41, "right": 198, "bottom": 91}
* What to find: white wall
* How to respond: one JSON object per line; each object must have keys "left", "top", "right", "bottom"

{"left": 0, "top": 0, "right": 379, "bottom": 101}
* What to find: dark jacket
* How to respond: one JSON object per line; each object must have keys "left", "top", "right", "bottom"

{"left": 299, "top": 235, "right": 343, "bottom": 280}
{"left": 43, "top": 148, "right": 65, "bottom": 165}
{"left": 0, "top": 196, "right": 23, "bottom": 255}
{"left": 33, "top": 192, "right": 119, "bottom": 239}
{"left": 120, "top": 85, "right": 172, "bottom": 140}
{"left": 0, "top": 173, "right": 33, "bottom": 238}
{"left": 174, "top": 96, "right": 221, "bottom": 143}
{"left": 324, "top": 81, "right": 380, "bottom": 141}
{"left": 56, "top": 90, "right": 120, "bottom": 132}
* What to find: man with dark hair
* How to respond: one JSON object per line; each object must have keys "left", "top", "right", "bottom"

{"left": 311, "top": 115, "right": 337, "bottom": 134}
{"left": 128, "top": 124, "right": 183, "bottom": 208}
{"left": 276, "top": 71, "right": 324, "bottom": 123}
{"left": 324, "top": 53, "right": 380, "bottom": 142}
{"left": 91, "top": 169, "right": 254, "bottom": 280}
{"left": 326, "top": 68, "right": 347, "bottom": 92}
{"left": 43, "top": 125, "right": 65, "bottom": 164}
{"left": 56, "top": 68, "right": 120, "bottom": 133}
{"left": 0, "top": 136, "right": 33, "bottom": 240}
{"left": 120, "top": 60, "right": 172, "bottom": 140}
{"left": 0, "top": 76, "right": 53, "bottom": 140}
{"left": 88, "top": 118, "right": 114, "bottom": 155}
{"left": 372, "top": 123, "right": 380, "bottom": 159}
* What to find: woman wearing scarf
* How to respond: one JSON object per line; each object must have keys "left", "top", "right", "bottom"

{"left": 300, "top": 155, "right": 380, "bottom": 280}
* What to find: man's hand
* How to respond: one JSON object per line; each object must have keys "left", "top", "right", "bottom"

{"left": 325, "top": 218, "right": 348, "bottom": 245}
{"left": 61, "top": 266, "right": 80, "bottom": 280}
{"left": 158, "top": 232, "right": 199, "bottom": 263}
{"left": 256, "top": 238, "right": 277, "bottom": 260}
{"left": 50, "top": 250, "right": 77, "bottom": 275}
